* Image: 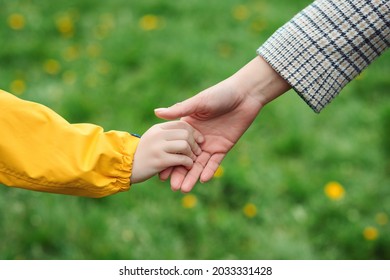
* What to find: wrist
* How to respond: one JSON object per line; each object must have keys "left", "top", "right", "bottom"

{"left": 234, "top": 56, "right": 291, "bottom": 107}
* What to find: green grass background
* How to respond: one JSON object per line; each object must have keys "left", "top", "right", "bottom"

{"left": 1, "top": 0, "right": 389, "bottom": 259}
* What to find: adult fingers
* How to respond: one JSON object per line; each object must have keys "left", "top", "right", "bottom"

{"left": 200, "top": 153, "right": 225, "bottom": 183}
{"left": 180, "top": 152, "right": 210, "bottom": 193}
{"left": 170, "top": 166, "right": 189, "bottom": 192}
{"left": 159, "top": 167, "right": 173, "bottom": 181}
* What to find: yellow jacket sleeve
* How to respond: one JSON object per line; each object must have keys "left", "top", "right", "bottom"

{"left": 0, "top": 90, "right": 140, "bottom": 198}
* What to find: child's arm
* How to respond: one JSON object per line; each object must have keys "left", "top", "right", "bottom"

{"left": 0, "top": 90, "right": 203, "bottom": 197}
{"left": 0, "top": 90, "right": 142, "bottom": 198}
{"left": 131, "top": 121, "right": 203, "bottom": 184}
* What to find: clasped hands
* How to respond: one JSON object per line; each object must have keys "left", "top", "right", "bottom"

{"left": 154, "top": 84, "right": 262, "bottom": 193}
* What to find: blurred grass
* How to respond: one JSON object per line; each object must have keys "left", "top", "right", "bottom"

{"left": 0, "top": 0, "right": 389, "bottom": 260}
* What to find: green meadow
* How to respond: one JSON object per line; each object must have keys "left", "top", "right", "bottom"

{"left": 0, "top": 0, "right": 389, "bottom": 259}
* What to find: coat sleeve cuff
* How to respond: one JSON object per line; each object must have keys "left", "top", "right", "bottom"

{"left": 257, "top": 0, "right": 390, "bottom": 113}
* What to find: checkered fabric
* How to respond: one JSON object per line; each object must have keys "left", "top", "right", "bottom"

{"left": 257, "top": 0, "right": 389, "bottom": 113}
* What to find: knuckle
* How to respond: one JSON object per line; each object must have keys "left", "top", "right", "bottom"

{"left": 177, "top": 140, "right": 190, "bottom": 152}
{"left": 181, "top": 129, "right": 191, "bottom": 140}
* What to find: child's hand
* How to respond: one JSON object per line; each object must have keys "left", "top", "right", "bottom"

{"left": 130, "top": 121, "right": 204, "bottom": 184}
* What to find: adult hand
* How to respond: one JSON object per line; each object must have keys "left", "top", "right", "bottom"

{"left": 155, "top": 56, "right": 290, "bottom": 192}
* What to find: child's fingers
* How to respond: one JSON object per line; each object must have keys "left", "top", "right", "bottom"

{"left": 165, "top": 154, "right": 194, "bottom": 171}
{"left": 160, "top": 121, "right": 204, "bottom": 155}
{"left": 163, "top": 129, "right": 202, "bottom": 156}
{"left": 193, "top": 128, "right": 204, "bottom": 144}
{"left": 184, "top": 130, "right": 202, "bottom": 156}
{"left": 164, "top": 140, "right": 197, "bottom": 161}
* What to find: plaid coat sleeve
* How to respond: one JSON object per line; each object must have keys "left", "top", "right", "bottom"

{"left": 257, "top": 0, "right": 389, "bottom": 113}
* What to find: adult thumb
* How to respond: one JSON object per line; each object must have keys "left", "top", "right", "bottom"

{"left": 154, "top": 97, "right": 198, "bottom": 120}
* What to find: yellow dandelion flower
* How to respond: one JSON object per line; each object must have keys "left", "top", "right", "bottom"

{"left": 43, "top": 59, "right": 61, "bottom": 75}
{"left": 324, "top": 181, "right": 345, "bottom": 200}
{"left": 243, "top": 203, "right": 257, "bottom": 218}
{"left": 213, "top": 166, "right": 224, "bottom": 178}
{"left": 8, "top": 13, "right": 25, "bottom": 30}
{"left": 56, "top": 15, "right": 74, "bottom": 37}
{"left": 375, "top": 212, "right": 388, "bottom": 226}
{"left": 182, "top": 194, "right": 197, "bottom": 209}
{"left": 139, "top": 14, "right": 161, "bottom": 31}
{"left": 10, "top": 79, "right": 26, "bottom": 95}
{"left": 232, "top": 5, "right": 249, "bottom": 21}
{"left": 363, "top": 226, "right": 379, "bottom": 241}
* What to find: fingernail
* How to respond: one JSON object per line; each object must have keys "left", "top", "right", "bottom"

{"left": 154, "top": 108, "right": 166, "bottom": 113}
